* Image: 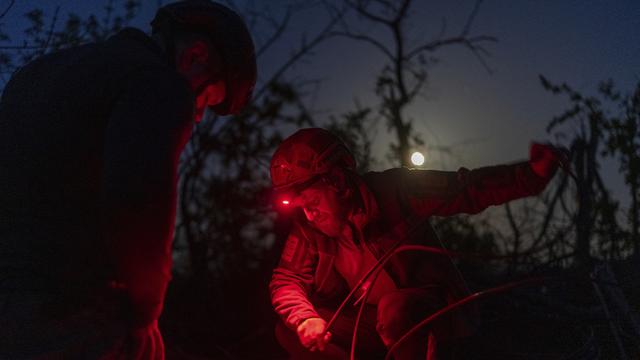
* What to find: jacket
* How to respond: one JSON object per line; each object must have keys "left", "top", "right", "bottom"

{"left": 270, "top": 162, "right": 551, "bottom": 339}
{"left": 0, "top": 27, "right": 193, "bottom": 356}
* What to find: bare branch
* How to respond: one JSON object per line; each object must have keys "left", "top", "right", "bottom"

{"left": 406, "top": 35, "right": 496, "bottom": 59}
{"left": 344, "top": 0, "right": 392, "bottom": 26}
{"left": 0, "top": 0, "right": 14, "bottom": 20}
{"left": 393, "top": 0, "right": 411, "bottom": 26}
{"left": 253, "top": 7, "right": 291, "bottom": 58}
{"left": 40, "top": 7, "right": 60, "bottom": 56}
{"left": 530, "top": 172, "right": 571, "bottom": 252}
{"left": 462, "top": 38, "right": 495, "bottom": 74}
{"left": 329, "top": 30, "right": 395, "bottom": 61}
{"left": 253, "top": 6, "right": 344, "bottom": 101}
{"left": 462, "top": 0, "right": 483, "bottom": 36}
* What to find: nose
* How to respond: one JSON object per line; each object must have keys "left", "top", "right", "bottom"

{"left": 303, "top": 208, "right": 319, "bottom": 222}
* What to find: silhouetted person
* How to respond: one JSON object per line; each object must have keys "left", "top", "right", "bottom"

{"left": 0, "top": 1, "right": 255, "bottom": 358}
{"left": 268, "top": 128, "right": 561, "bottom": 359}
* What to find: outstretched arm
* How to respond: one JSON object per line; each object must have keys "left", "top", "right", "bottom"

{"left": 400, "top": 142, "right": 561, "bottom": 217}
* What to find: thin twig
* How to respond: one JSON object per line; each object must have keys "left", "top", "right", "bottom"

{"left": 40, "top": 6, "right": 60, "bottom": 55}
{"left": 0, "top": 0, "right": 15, "bottom": 20}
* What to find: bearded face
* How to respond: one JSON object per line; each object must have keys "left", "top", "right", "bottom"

{"left": 292, "top": 179, "right": 352, "bottom": 238}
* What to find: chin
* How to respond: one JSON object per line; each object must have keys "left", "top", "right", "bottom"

{"left": 318, "top": 228, "right": 340, "bottom": 237}
{"left": 314, "top": 221, "right": 343, "bottom": 238}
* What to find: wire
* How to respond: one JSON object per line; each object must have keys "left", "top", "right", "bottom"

{"left": 350, "top": 276, "right": 375, "bottom": 360}
{"left": 342, "top": 244, "right": 549, "bottom": 360}
{"left": 384, "top": 276, "right": 548, "bottom": 360}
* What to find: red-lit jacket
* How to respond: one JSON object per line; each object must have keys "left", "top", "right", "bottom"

{"left": 0, "top": 28, "right": 192, "bottom": 358}
{"left": 270, "top": 162, "right": 552, "bottom": 339}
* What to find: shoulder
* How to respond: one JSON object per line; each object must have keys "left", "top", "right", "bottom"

{"left": 362, "top": 168, "right": 408, "bottom": 192}
{"left": 111, "top": 61, "right": 193, "bottom": 129}
{"left": 104, "top": 28, "right": 193, "bottom": 110}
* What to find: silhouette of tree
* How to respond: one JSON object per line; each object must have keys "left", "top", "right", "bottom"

{"left": 328, "top": 0, "right": 496, "bottom": 166}
{"left": 0, "top": 0, "right": 140, "bottom": 86}
{"left": 600, "top": 80, "right": 640, "bottom": 259}
{"left": 540, "top": 76, "right": 638, "bottom": 267}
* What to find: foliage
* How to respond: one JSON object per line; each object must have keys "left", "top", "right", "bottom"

{"left": 3, "top": 0, "right": 639, "bottom": 357}
{"left": 330, "top": 0, "right": 496, "bottom": 166}
{"left": 0, "top": 0, "right": 140, "bottom": 84}
{"left": 539, "top": 76, "right": 639, "bottom": 264}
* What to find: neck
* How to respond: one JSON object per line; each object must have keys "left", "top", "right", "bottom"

{"left": 340, "top": 221, "right": 363, "bottom": 247}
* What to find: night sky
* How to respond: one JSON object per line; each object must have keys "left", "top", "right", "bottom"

{"left": 2, "top": 0, "right": 639, "bottom": 200}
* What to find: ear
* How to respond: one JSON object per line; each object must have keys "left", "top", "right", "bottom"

{"left": 177, "top": 40, "right": 209, "bottom": 72}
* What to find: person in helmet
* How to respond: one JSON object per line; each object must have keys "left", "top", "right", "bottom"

{"left": 269, "top": 128, "right": 562, "bottom": 359}
{"left": 0, "top": 1, "right": 255, "bottom": 359}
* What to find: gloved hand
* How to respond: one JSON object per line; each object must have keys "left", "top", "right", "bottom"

{"left": 296, "top": 317, "right": 332, "bottom": 352}
{"left": 128, "top": 320, "right": 165, "bottom": 360}
{"left": 529, "top": 142, "right": 566, "bottom": 180}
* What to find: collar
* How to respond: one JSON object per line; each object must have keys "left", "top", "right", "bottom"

{"left": 348, "top": 173, "right": 381, "bottom": 235}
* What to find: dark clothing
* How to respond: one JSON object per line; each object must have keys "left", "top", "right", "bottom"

{"left": 270, "top": 164, "right": 550, "bottom": 357}
{"left": 0, "top": 28, "right": 193, "bottom": 357}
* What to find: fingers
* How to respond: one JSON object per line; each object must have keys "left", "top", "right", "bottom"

{"left": 297, "top": 317, "right": 331, "bottom": 352}
{"left": 317, "top": 331, "right": 331, "bottom": 351}
{"left": 323, "top": 331, "right": 332, "bottom": 344}
{"left": 307, "top": 331, "right": 332, "bottom": 352}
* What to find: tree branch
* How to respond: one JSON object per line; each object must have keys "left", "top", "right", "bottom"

{"left": 0, "top": 0, "right": 14, "bottom": 20}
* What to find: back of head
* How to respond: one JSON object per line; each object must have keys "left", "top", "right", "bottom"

{"left": 151, "top": 0, "right": 256, "bottom": 115}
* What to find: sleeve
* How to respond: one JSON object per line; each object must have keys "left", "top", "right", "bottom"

{"left": 269, "top": 222, "right": 321, "bottom": 330}
{"left": 100, "top": 69, "right": 193, "bottom": 328}
{"left": 398, "top": 161, "right": 551, "bottom": 217}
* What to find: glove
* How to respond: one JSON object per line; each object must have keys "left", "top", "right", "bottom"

{"left": 296, "top": 317, "right": 332, "bottom": 352}
{"left": 529, "top": 142, "right": 564, "bottom": 180}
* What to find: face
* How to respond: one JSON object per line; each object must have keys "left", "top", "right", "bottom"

{"left": 291, "top": 180, "right": 351, "bottom": 238}
{"left": 176, "top": 39, "right": 226, "bottom": 122}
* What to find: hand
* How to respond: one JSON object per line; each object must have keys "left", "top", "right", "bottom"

{"left": 529, "top": 142, "right": 566, "bottom": 180}
{"left": 296, "top": 317, "right": 332, "bottom": 352}
{"left": 128, "top": 320, "right": 165, "bottom": 360}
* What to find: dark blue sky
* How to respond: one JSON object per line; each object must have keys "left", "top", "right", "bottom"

{"left": 2, "top": 0, "right": 639, "bottom": 201}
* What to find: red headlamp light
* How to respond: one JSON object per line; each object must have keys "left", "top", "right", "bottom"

{"left": 275, "top": 193, "right": 300, "bottom": 212}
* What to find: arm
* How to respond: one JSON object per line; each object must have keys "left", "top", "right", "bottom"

{"left": 101, "top": 71, "right": 193, "bottom": 328}
{"left": 401, "top": 143, "right": 559, "bottom": 217}
{"left": 269, "top": 223, "right": 320, "bottom": 330}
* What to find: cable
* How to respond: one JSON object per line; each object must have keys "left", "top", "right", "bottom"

{"left": 384, "top": 276, "right": 548, "bottom": 360}
{"left": 342, "top": 244, "right": 549, "bottom": 360}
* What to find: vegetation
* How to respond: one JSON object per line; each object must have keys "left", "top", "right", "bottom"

{"left": 1, "top": 0, "right": 637, "bottom": 358}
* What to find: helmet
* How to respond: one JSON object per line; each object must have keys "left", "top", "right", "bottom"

{"left": 151, "top": 0, "right": 257, "bottom": 115}
{"left": 270, "top": 128, "right": 356, "bottom": 192}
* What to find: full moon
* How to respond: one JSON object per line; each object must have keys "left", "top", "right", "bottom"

{"left": 410, "top": 151, "right": 425, "bottom": 166}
